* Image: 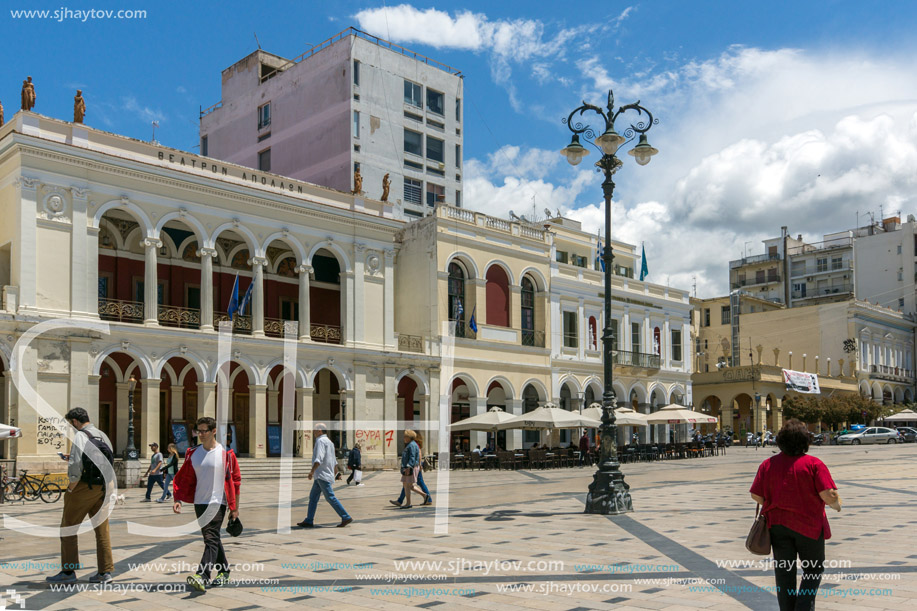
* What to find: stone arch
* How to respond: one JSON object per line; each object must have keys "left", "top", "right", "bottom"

{"left": 483, "top": 259, "right": 515, "bottom": 286}
{"left": 92, "top": 345, "right": 154, "bottom": 379}
{"left": 261, "top": 232, "right": 306, "bottom": 265}
{"left": 395, "top": 369, "right": 431, "bottom": 397}
{"left": 91, "top": 198, "right": 155, "bottom": 236}
{"left": 668, "top": 384, "right": 687, "bottom": 403}
{"left": 100, "top": 356, "right": 125, "bottom": 383}
{"left": 557, "top": 375, "right": 582, "bottom": 397}
{"left": 484, "top": 375, "right": 515, "bottom": 400}
{"left": 224, "top": 243, "right": 253, "bottom": 269}
{"left": 209, "top": 355, "right": 261, "bottom": 386}
{"left": 627, "top": 382, "right": 648, "bottom": 406}
{"left": 444, "top": 252, "right": 479, "bottom": 279}
{"left": 519, "top": 378, "right": 548, "bottom": 402}
{"left": 518, "top": 267, "right": 547, "bottom": 291}
{"left": 612, "top": 381, "right": 627, "bottom": 406}
{"left": 894, "top": 386, "right": 904, "bottom": 403}
{"left": 307, "top": 241, "right": 352, "bottom": 274}
{"left": 154, "top": 210, "right": 208, "bottom": 245}
{"left": 647, "top": 382, "right": 667, "bottom": 406}
{"left": 307, "top": 364, "right": 353, "bottom": 391}
{"left": 268, "top": 250, "right": 296, "bottom": 275}
{"left": 98, "top": 217, "right": 126, "bottom": 251}
{"left": 153, "top": 349, "right": 207, "bottom": 381}
{"left": 449, "top": 373, "right": 480, "bottom": 399}
{"left": 858, "top": 380, "right": 872, "bottom": 397}
{"left": 871, "top": 381, "right": 883, "bottom": 401}
{"left": 208, "top": 222, "right": 259, "bottom": 253}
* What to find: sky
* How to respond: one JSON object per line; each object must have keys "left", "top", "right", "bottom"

{"left": 3, "top": 1, "right": 917, "bottom": 298}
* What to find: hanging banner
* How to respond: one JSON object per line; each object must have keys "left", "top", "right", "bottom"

{"left": 783, "top": 369, "right": 821, "bottom": 394}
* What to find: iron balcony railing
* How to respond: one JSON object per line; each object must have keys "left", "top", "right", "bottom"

{"left": 98, "top": 298, "right": 143, "bottom": 323}
{"left": 264, "top": 318, "right": 299, "bottom": 338}
{"left": 870, "top": 364, "right": 914, "bottom": 380}
{"left": 731, "top": 275, "right": 781, "bottom": 289}
{"left": 613, "top": 350, "right": 661, "bottom": 369}
{"left": 310, "top": 323, "right": 342, "bottom": 344}
{"left": 792, "top": 284, "right": 853, "bottom": 300}
{"left": 158, "top": 305, "right": 201, "bottom": 329}
{"left": 521, "top": 329, "right": 546, "bottom": 348}
{"left": 215, "top": 314, "right": 252, "bottom": 335}
{"left": 729, "top": 252, "right": 782, "bottom": 268}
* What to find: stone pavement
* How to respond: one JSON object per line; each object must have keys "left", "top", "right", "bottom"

{"left": 1, "top": 444, "right": 915, "bottom": 610}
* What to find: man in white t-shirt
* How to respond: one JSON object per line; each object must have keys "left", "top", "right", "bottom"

{"left": 172, "top": 417, "right": 241, "bottom": 592}
{"left": 297, "top": 423, "right": 352, "bottom": 528}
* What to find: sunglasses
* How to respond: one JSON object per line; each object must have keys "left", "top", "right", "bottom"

{"left": 195, "top": 428, "right": 213, "bottom": 434}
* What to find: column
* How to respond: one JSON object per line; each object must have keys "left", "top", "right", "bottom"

{"left": 577, "top": 298, "right": 586, "bottom": 360}
{"left": 115, "top": 382, "right": 130, "bottom": 454}
{"left": 536, "top": 291, "right": 548, "bottom": 347}
{"left": 471, "top": 397, "right": 487, "bottom": 449}
{"left": 643, "top": 312, "right": 651, "bottom": 358}
{"left": 249, "top": 384, "right": 267, "bottom": 458}
{"left": 510, "top": 285, "right": 522, "bottom": 331}
{"left": 507, "top": 398, "right": 523, "bottom": 450}
{"left": 720, "top": 399, "right": 733, "bottom": 435}
{"left": 297, "top": 264, "right": 312, "bottom": 340}
{"left": 87, "top": 227, "right": 100, "bottom": 318}
{"left": 622, "top": 308, "right": 631, "bottom": 356}
{"left": 140, "top": 379, "right": 161, "bottom": 458}
{"left": 353, "top": 244, "right": 366, "bottom": 343}
{"left": 251, "top": 256, "right": 267, "bottom": 337}
{"left": 341, "top": 389, "right": 354, "bottom": 449}
{"left": 14, "top": 176, "right": 39, "bottom": 310}
{"left": 774, "top": 398, "right": 784, "bottom": 432}
{"left": 342, "top": 270, "right": 355, "bottom": 344}
{"left": 754, "top": 394, "right": 767, "bottom": 434}
{"left": 383, "top": 249, "right": 396, "bottom": 349}
{"left": 199, "top": 247, "right": 217, "bottom": 331}
{"left": 383, "top": 367, "right": 398, "bottom": 461}
{"left": 197, "top": 382, "right": 216, "bottom": 419}
{"left": 170, "top": 386, "right": 185, "bottom": 422}
{"left": 71, "top": 187, "right": 90, "bottom": 315}
{"left": 473, "top": 279, "right": 487, "bottom": 327}
{"left": 143, "top": 238, "right": 162, "bottom": 324}
{"left": 296, "top": 387, "right": 314, "bottom": 458}
{"left": 663, "top": 315, "right": 671, "bottom": 369}
{"left": 268, "top": 389, "right": 280, "bottom": 423}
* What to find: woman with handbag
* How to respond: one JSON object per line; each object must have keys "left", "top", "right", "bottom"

{"left": 156, "top": 443, "right": 179, "bottom": 503}
{"left": 750, "top": 419, "right": 841, "bottom": 611}
{"left": 397, "top": 430, "right": 429, "bottom": 509}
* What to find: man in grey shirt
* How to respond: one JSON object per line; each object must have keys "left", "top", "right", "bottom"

{"left": 142, "top": 442, "right": 164, "bottom": 502}
{"left": 297, "top": 423, "right": 352, "bottom": 528}
{"left": 47, "top": 407, "right": 114, "bottom": 584}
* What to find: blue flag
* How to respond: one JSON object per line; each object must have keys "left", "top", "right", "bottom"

{"left": 239, "top": 281, "right": 254, "bottom": 316}
{"left": 595, "top": 238, "right": 605, "bottom": 272}
{"left": 640, "top": 243, "right": 649, "bottom": 281}
{"left": 469, "top": 306, "right": 478, "bottom": 332}
{"left": 227, "top": 274, "right": 240, "bottom": 320}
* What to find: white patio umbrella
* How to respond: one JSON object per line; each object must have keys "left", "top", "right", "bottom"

{"left": 449, "top": 406, "right": 518, "bottom": 431}
{"left": 0, "top": 423, "right": 22, "bottom": 441}
{"left": 645, "top": 404, "right": 718, "bottom": 425}
{"left": 582, "top": 405, "right": 648, "bottom": 427}
{"left": 496, "top": 403, "right": 601, "bottom": 430}
{"left": 883, "top": 409, "right": 917, "bottom": 422}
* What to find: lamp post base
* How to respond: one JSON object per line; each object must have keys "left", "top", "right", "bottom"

{"left": 584, "top": 463, "right": 633, "bottom": 515}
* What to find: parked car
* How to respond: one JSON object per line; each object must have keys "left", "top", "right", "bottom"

{"left": 895, "top": 427, "right": 917, "bottom": 443}
{"left": 837, "top": 426, "right": 900, "bottom": 445}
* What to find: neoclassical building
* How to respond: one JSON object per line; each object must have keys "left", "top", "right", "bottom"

{"left": 0, "top": 110, "right": 693, "bottom": 468}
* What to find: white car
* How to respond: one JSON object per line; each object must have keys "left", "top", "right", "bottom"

{"left": 0, "top": 423, "right": 22, "bottom": 440}
{"left": 837, "top": 426, "right": 900, "bottom": 445}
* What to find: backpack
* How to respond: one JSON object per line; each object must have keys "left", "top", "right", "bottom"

{"left": 79, "top": 429, "right": 114, "bottom": 489}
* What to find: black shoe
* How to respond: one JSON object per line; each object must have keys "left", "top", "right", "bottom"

{"left": 337, "top": 517, "right": 353, "bottom": 528}
{"left": 422, "top": 495, "right": 433, "bottom": 506}
{"left": 389, "top": 500, "right": 402, "bottom": 507}
{"left": 46, "top": 571, "right": 76, "bottom": 583}
{"left": 296, "top": 520, "right": 314, "bottom": 528}
{"left": 89, "top": 572, "right": 113, "bottom": 584}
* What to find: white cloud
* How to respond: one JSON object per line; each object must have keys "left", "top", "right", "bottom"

{"left": 122, "top": 96, "right": 164, "bottom": 124}
{"left": 467, "top": 145, "right": 561, "bottom": 181}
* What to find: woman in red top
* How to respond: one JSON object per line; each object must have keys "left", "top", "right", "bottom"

{"left": 750, "top": 419, "right": 841, "bottom": 611}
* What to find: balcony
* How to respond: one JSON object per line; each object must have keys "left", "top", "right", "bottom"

{"left": 450, "top": 320, "right": 476, "bottom": 340}
{"left": 792, "top": 284, "right": 853, "bottom": 300}
{"left": 214, "top": 314, "right": 252, "bottom": 335}
{"left": 99, "top": 298, "right": 143, "bottom": 324}
{"left": 729, "top": 253, "right": 781, "bottom": 269}
{"left": 870, "top": 364, "right": 914, "bottom": 382}
{"left": 731, "top": 275, "right": 781, "bottom": 289}
{"left": 310, "top": 323, "right": 341, "bottom": 344}
{"left": 521, "top": 329, "right": 546, "bottom": 348}
{"left": 264, "top": 318, "right": 298, "bottom": 338}
{"left": 613, "top": 350, "right": 661, "bottom": 369}
{"left": 158, "top": 305, "right": 201, "bottom": 329}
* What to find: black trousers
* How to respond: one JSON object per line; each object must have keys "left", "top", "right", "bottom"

{"left": 770, "top": 524, "right": 825, "bottom": 611}
{"left": 194, "top": 504, "right": 228, "bottom": 581}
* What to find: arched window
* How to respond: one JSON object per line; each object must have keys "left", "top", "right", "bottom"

{"left": 448, "top": 262, "right": 465, "bottom": 336}
{"left": 521, "top": 276, "right": 535, "bottom": 345}
{"left": 485, "top": 265, "right": 510, "bottom": 327}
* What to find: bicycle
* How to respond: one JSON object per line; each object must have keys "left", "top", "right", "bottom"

{"left": 9, "top": 469, "right": 64, "bottom": 503}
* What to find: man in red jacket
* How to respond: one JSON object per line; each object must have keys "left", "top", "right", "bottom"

{"left": 172, "top": 416, "right": 241, "bottom": 592}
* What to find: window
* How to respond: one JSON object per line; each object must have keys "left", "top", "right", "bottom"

{"left": 898, "top": 269, "right": 904, "bottom": 281}
{"left": 448, "top": 263, "right": 465, "bottom": 321}
{"left": 899, "top": 297, "right": 905, "bottom": 308}
{"left": 427, "top": 118, "right": 445, "bottom": 130}
{"left": 755, "top": 270, "right": 765, "bottom": 284}
{"left": 426, "top": 89, "right": 444, "bottom": 115}
{"left": 767, "top": 268, "right": 778, "bottom": 282}
{"left": 404, "top": 129, "right": 423, "bottom": 156}
{"left": 404, "top": 111, "right": 423, "bottom": 123}
{"left": 897, "top": 244, "right": 902, "bottom": 254}
{"left": 427, "top": 166, "right": 445, "bottom": 177}
{"left": 404, "top": 79, "right": 422, "bottom": 108}
{"left": 791, "top": 260, "right": 806, "bottom": 277}
{"left": 455, "top": 190, "right": 461, "bottom": 207}
{"left": 563, "top": 311, "right": 578, "bottom": 348}
{"left": 353, "top": 111, "right": 360, "bottom": 138}
{"left": 201, "top": 135, "right": 208, "bottom": 157}
{"left": 768, "top": 245, "right": 778, "bottom": 256}
{"left": 456, "top": 98, "right": 461, "bottom": 122}
{"left": 631, "top": 322, "right": 641, "bottom": 353}
{"left": 816, "top": 257, "right": 828, "bottom": 272}
{"left": 258, "top": 103, "right": 271, "bottom": 129}
{"left": 403, "top": 178, "right": 422, "bottom": 206}
{"left": 404, "top": 159, "right": 423, "bottom": 170}
{"left": 258, "top": 148, "right": 271, "bottom": 172}
{"left": 672, "top": 329, "right": 682, "bottom": 361}
{"left": 793, "top": 282, "right": 806, "bottom": 298}
{"left": 521, "top": 277, "right": 535, "bottom": 334}
{"left": 353, "top": 60, "right": 360, "bottom": 86}
{"left": 721, "top": 306, "right": 731, "bottom": 325}
{"left": 456, "top": 144, "right": 461, "bottom": 168}
{"left": 280, "top": 298, "right": 299, "bottom": 321}
{"left": 555, "top": 250, "right": 568, "bottom": 264}
{"left": 611, "top": 319, "right": 619, "bottom": 351}
{"left": 426, "top": 183, "right": 444, "bottom": 207}
{"left": 703, "top": 308, "right": 710, "bottom": 327}
{"left": 831, "top": 256, "right": 843, "bottom": 270}
{"left": 426, "top": 136, "right": 444, "bottom": 162}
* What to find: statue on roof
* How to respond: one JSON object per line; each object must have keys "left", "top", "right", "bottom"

{"left": 74, "top": 90, "right": 86, "bottom": 123}
{"left": 21, "top": 76, "right": 36, "bottom": 111}
{"left": 381, "top": 173, "right": 390, "bottom": 202}
{"left": 0, "top": 99, "right": 4, "bottom": 127}
{"left": 352, "top": 167, "right": 363, "bottom": 195}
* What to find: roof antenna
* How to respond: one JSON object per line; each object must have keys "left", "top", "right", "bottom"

{"left": 254, "top": 32, "right": 262, "bottom": 50}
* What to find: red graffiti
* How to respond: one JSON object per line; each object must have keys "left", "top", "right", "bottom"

{"left": 385, "top": 430, "right": 394, "bottom": 447}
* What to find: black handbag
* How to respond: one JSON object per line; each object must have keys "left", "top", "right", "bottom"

{"left": 226, "top": 516, "right": 243, "bottom": 537}
{"left": 745, "top": 505, "right": 770, "bottom": 555}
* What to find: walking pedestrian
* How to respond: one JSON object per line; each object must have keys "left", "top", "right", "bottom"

{"left": 46, "top": 407, "right": 114, "bottom": 584}
{"left": 156, "top": 443, "right": 179, "bottom": 503}
{"left": 297, "top": 423, "right": 352, "bottom": 528}
{"left": 390, "top": 432, "right": 433, "bottom": 507}
{"left": 346, "top": 442, "right": 363, "bottom": 486}
{"left": 172, "top": 417, "right": 242, "bottom": 592}
{"left": 397, "top": 430, "right": 429, "bottom": 509}
{"left": 750, "top": 419, "right": 841, "bottom": 611}
{"left": 141, "top": 442, "right": 164, "bottom": 502}
{"left": 579, "top": 431, "right": 590, "bottom": 466}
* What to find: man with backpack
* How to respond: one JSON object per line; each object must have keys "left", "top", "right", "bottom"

{"left": 47, "top": 407, "right": 115, "bottom": 584}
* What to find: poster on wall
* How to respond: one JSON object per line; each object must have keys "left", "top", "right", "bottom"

{"left": 172, "top": 422, "right": 190, "bottom": 454}
{"left": 267, "top": 424, "right": 282, "bottom": 456}
{"left": 783, "top": 369, "right": 821, "bottom": 394}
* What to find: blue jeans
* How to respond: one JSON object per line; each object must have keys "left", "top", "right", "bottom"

{"left": 397, "top": 469, "right": 431, "bottom": 504}
{"left": 158, "top": 473, "right": 174, "bottom": 501}
{"left": 145, "top": 473, "right": 164, "bottom": 499}
{"left": 305, "top": 479, "right": 350, "bottom": 524}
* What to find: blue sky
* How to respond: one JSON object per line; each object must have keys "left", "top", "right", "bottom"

{"left": 4, "top": 1, "right": 917, "bottom": 297}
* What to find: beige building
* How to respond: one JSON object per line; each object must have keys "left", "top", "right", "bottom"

{"left": 692, "top": 293, "right": 915, "bottom": 435}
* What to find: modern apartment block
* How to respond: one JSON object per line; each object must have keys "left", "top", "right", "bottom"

{"left": 854, "top": 215, "right": 917, "bottom": 314}
{"left": 200, "top": 28, "right": 464, "bottom": 219}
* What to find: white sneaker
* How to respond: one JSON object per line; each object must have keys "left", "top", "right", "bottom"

{"left": 356, "top": 483, "right": 365, "bottom": 487}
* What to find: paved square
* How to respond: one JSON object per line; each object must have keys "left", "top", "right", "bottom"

{"left": 1, "top": 445, "right": 914, "bottom": 610}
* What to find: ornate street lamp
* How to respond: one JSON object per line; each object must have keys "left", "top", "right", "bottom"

{"left": 561, "top": 89, "right": 658, "bottom": 514}
{"left": 123, "top": 374, "right": 139, "bottom": 461}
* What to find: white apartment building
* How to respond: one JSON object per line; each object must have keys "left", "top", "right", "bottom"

{"left": 855, "top": 215, "right": 917, "bottom": 314}
{"left": 200, "top": 28, "right": 464, "bottom": 219}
